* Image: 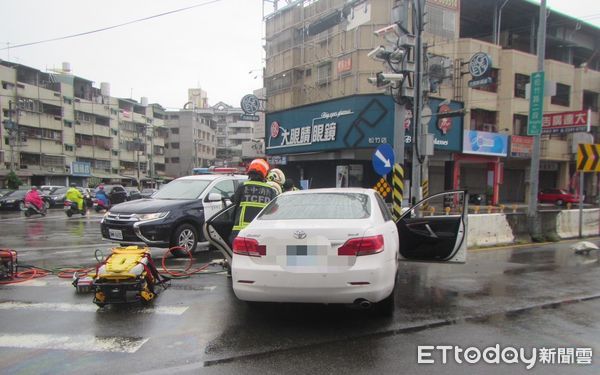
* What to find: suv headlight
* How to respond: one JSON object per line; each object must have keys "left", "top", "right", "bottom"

{"left": 135, "top": 212, "right": 169, "bottom": 221}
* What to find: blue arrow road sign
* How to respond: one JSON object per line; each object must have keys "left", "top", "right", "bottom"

{"left": 372, "top": 143, "right": 395, "bottom": 177}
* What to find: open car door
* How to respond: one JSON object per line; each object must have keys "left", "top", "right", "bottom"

{"left": 396, "top": 190, "right": 468, "bottom": 263}
{"left": 203, "top": 204, "right": 236, "bottom": 263}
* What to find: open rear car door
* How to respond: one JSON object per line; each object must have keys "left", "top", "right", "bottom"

{"left": 203, "top": 205, "right": 236, "bottom": 263}
{"left": 396, "top": 190, "right": 468, "bottom": 263}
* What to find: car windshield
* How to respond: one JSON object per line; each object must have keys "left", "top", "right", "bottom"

{"left": 52, "top": 187, "right": 69, "bottom": 195}
{"left": 258, "top": 193, "right": 371, "bottom": 220}
{"left": 6, "top": 190, "right": 27, "bottom": 198}
{"left": 141, "top": 189, "right": 154, "bottom": 193}
{"left": 152, "top": 179, "right": 211, "bottom": 200}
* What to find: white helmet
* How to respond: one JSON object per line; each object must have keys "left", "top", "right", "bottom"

{"left": 267, "top": 168, "right": 286, "bottom": 186}
{"left": 266, "top": 180, "right": 282, "bottom": 195}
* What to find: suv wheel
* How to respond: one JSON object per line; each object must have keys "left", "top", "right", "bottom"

{"left": 171, "top": 224, "right": 198, "bottom": 257}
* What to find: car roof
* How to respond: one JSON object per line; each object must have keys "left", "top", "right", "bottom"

{"left": 176, "top": 174, "right": 247, "bottom": 181}
{"left": 281, "top": 187, "right": 375, "bottom": 195}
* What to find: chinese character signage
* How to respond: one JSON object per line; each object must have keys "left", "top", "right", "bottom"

{"left": 337, "top": 56, "right": 352, "bottom": 75}
{"left": 463, "top": 130, "right": 508, "bottom": 157}
{"left": 527, "top": 71, "right": 545, "bottom": 135}
{"left": 266, "top": 95, "right": 394, "bottom": 155}
{"left": 71, "top": 161, "right": 91, "bottom": 176}
{"left": 542, "top": 110, "right": 590, "bottom": 134}
{"left": 510, "top": 135, "right": 534, "bottom": 158}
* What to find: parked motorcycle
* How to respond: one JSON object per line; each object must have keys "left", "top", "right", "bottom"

{"left": 64, "top": 200, "right": 86, "bottom": 217}
{"left": 93, "top": 198, "right": 110, "bottom": 212}
{"left": 23, "top": 202, "right": 46, "bottom": 217}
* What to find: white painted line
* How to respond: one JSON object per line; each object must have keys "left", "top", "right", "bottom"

{"left": 0, "top": 334, "right": 148, "bottom": 353}
{"left": 0, "top": 302, "right": 189, "bottom": 315}
{"left": 51, "top": 250, "right": 82, "bottom": 255}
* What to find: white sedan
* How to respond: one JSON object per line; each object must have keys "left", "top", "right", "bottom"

{"left": 205, "top": 188, "right": 468, "bottom": 314}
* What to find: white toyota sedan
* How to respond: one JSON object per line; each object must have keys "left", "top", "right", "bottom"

{"left": 205, "top": 188, "right": 467, "bottom": 314}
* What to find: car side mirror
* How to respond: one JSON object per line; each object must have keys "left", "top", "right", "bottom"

{"left": 207, "top": 193, "right": 223, "bottom": 202}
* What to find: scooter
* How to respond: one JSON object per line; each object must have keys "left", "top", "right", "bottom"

{"left": 93, "top": 198, "right": 110, "bottom": 213}
{"left": 64, "top": 200, "right": 86, "bottom": 217}
{"left": 23, "top": 202, "right": 46, "bottom": 217}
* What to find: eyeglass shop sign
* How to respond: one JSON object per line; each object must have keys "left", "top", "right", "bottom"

{"left": 265, "top": 94, "right": 394, "bottom": 155}
{"left": 71, "top": 161, "right": 91, "bottom": 176}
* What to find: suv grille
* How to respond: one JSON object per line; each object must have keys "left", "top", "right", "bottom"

{"left": 105, "top": 213, "right": 139, "bottom": 224}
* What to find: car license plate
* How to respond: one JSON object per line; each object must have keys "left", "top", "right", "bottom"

{"left": 109, "top": 229, "right": 123, "bottom": 240}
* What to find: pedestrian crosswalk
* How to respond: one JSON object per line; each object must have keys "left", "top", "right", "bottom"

{"left": 0, "top": 277, "right": 217, "bottom": 356}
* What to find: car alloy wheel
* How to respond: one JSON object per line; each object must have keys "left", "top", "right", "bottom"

{"left": 171, "top": 224, "right": 198, "bottom": 257}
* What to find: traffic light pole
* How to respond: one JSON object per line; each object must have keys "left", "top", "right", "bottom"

{"left": 527, "top": 0, "right": 547, "bottom": 239}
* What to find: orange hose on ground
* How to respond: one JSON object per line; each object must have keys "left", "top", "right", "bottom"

{"left": 160, "top": 246, "right": 211, "bottom": 277}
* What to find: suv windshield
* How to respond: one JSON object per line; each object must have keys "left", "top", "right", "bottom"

{"left": 258, "top": 193, "right": 371, "bottom": 220}
{"left": 152, "top": 179, "right": 211, "bottom": 200}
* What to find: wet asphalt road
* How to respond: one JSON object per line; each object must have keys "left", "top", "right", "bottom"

{"left": 0, "top": 208, "right": 598, "bottom": 374}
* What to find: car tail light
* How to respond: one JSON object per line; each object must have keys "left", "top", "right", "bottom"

{"left": 232, "top": 237, "right": 266, "bottom": 257}
{"left": 338, "top": 235, "right": 384, "bottom": 256}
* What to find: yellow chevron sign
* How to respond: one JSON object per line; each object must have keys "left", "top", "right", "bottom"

{"left": 577, "top": 144, "right": 600, "bottom": 172}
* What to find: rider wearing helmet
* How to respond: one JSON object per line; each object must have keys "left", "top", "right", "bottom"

{"left": 95, "top": 184, "right": 110, "bottom": 207}
{"left": 230, "top": 158, "right": 277, "bottom": 244}
{"left": 25, "top": 186, "right": 45, "bottom": 212}
{"left": 66, "top": 183, "right": 85, "bottom": 211}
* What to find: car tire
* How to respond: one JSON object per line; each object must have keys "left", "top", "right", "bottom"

{"left": 171, "top": 223, "right": 198, "bottom": 257}
{"left": 556, "top": 199, "right": 564, "bottom": 206}
{"left": 24, "top": 210, "right": 31, "bottom": 217}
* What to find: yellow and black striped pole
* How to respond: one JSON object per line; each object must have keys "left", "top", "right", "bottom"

{"left": 392, "top": 163, "right": 404, "bottom": 220}
{"left": 421, "top": 179, "right": 429, "bottom": 210}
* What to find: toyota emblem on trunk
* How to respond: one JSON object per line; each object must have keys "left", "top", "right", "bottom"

{"left": 293, "top": 230, "right": 307, "bottom": 239}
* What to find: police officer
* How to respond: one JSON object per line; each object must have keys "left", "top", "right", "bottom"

{"left": 230, "top": 158, "right": 277, "bottom": 244}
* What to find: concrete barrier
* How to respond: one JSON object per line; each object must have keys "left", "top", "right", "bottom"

{"left": 556, "top": 208, "right": 600, "bottom": 239}
{"left": 467, "top": 213, "right": 515, "bottom": 248}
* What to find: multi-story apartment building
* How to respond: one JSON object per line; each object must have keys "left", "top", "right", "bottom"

{"left": 0, "top": 60, "right": 168, "bottom": 187}
{"left": 164, "top": 110, "right": 217, "bottom": 177}
{"left": 263, "top": 0, "right": 599, "bottom": 203}
{"left": 194, "top": 102, "right": 255, "bottom": 167}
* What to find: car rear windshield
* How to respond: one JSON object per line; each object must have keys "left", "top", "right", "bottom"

{"left": 258, "top": 193, "right": 371, "bottom": 220}
{"left": 152, "top": 179, "right": 211, "bottom": 200}
{"left": 52, "top": 187, "right": 69, "bottom": 195}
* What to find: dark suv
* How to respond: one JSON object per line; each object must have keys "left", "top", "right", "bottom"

{"left": 100, "top": 174, "right": 246, "bottom": 255}
{"left": 102, "top": 185, "right": 128, "bottom": 205}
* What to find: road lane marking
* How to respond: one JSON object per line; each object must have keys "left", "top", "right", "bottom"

{"left": 0, "top": 334, "right": 148, "bottom": 353}
{"left": 0, "top": 301, "right": 189, "bottom": 315}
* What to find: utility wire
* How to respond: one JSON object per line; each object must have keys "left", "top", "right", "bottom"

{"left": 0, "top": 0, "right": 223, "bottom": 51}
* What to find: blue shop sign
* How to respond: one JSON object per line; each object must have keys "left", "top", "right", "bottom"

{"left": 463, "top": 130, "right": 508, "bottom": 157}
{"left": 266, "top": 94, "right": 394, "bottom": 155}
{"left": 405, "top": 98, "right": 464, "bottom": 152}
{"left": 71, "top": 161, "right": 91, "bottom": 176}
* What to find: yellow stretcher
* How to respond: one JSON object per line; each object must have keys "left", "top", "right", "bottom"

{"left": 92, "top": 246, "right": 165, "bottom": 307}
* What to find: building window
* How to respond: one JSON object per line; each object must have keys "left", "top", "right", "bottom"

{"left": 171, "top": 157, "right": 180, "bottom": 163}
{"left": 2, "top": 81, "right": 15, "bottom": 90}
{"left": 583, "top": 91, "right": 598, "bottom": 112}
{"left": 470, "top": 109, "right": 498, "bottom": 132}
{"left": 513, "top": 114, "right": 528, "bottom": 136}
{"left": 170, "top": 128, "right": 179, "bottom": 134}
{"left": 64, "top": 144, "right": 74, "bottom": 152}
{"left": 514, "top": 74, "right": 529, "bottom": 98}
{"left": 111, "top": 129, "right": 118, "bottom": 136}
{"left": 170, "top": 115, "right": 179, "bottom": 120}
{"left": 551, "top": 83, "right": 570, "bottom": 107}
{"left": 473, "top": 68, "right": 499, "bottom": 93}
{"left": 317, "top": 62, "right": 332, "bottom": 85}
{"left": 171, "top": 142, "right": 180, "bottom": 149}
{"left": 112, "top": 150, "right": 119, "bottom": 156}
{"left": 63, "top": 120, "right": 73, "bottom": 128}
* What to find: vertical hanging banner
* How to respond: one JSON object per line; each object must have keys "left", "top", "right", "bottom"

{"left": 392, "top": 163, "right": 404, "bottom": 221}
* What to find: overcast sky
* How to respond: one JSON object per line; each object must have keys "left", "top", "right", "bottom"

{"left": 0, "top": 0, "right": 597, "bottom": 110}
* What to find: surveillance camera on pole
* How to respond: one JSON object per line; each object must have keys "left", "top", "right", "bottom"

{"left": 367, "top": 72, "right": 405, "bottom": 89}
